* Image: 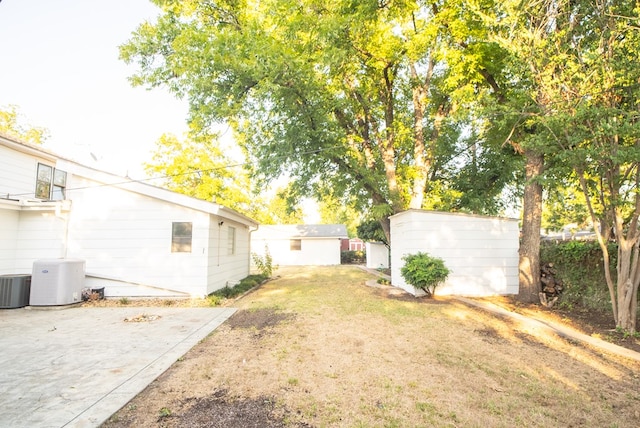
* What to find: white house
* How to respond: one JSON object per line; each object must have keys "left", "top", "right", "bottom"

{"left": 0, "top": 132, "right": 258, "bottom": 299}
{"left": 390, "top": 210, "right": 519, "bottom": 296}
{"left": 251, "top": 224, "right": 348, "bottom": 266}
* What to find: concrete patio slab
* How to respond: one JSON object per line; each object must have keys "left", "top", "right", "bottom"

{"left": 0, "top": 305, "right": 236, "bottom": 428}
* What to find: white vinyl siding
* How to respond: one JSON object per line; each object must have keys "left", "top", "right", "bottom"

{"left": 365, "top": 242, "right": 389, "bottom": 269}
{"left": 1, "top": 139, "right": 258, "bottom": 298}
{"left": 64, "top": 175, "right": 210, "bottom": 296}
{"left": 252, "top": 237, "right": 341, "bottom": 266}
{"left": 390, "top": 210, "right": 519, "bottom": 297}
{"left": 0, "top": 143, "right": 56, "bottom": 200}
{"left": 207, "top": 221, "right": 250, "bottom": 294}
{"left": 0, "top": 209, "right": 19, "bottom": 273}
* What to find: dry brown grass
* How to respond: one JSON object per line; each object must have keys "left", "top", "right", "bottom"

{"left": 103, "top": 265, "right": 640, "bottom": 428}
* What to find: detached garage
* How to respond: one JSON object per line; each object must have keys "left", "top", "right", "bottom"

{"left": 251, "top": 224, "right": 348, "bottom": 266}
{"left": 390, "top": 210, "right": 519, "bottom": 296}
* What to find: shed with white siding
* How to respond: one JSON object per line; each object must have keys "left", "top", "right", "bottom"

{"left": 390, "top": 210, "right": 519, "bottom": 296}
{"left": 365, "top": 242, "right": 389, "bottom": 270}
{"left": 0, "top": 133, "right": 258, "bottom": 298}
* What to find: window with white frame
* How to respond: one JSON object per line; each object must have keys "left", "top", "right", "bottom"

{"left": 35, "top": 163, "right": 67, "bottom": 200}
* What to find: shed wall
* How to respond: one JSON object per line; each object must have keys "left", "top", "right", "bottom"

{"left": 366, "top": 242, "right": 389, "bottom": 269}
{"left": 391, "top": 210, "right": 519, "bottom": 296}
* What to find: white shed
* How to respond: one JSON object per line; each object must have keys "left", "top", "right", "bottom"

{"left": 390, "top": 210, "right": 519, "bottom": 296}
{"left": 251, "top": 224, "right": 348, "bottom": 266}
{"left": 365, "top": 242, "right": 389, "bottom": 270}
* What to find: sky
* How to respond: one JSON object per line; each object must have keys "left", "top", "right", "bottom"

{"left": 0, "top": 0, "right": 190, "bottom": 178}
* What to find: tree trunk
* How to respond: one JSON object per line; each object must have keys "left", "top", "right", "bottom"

{"left": 615, "top": 237, "right": 639, "bottom": 333}
{"left": 518, "top": 149, "right": 544, "bottom": 303}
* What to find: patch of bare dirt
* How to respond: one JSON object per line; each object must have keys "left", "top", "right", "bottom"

{"left": 163, "top": 389, "right": 310, "bottom": 428}
{"left": 226, "top": 308, "right": 296, "bottom": 332}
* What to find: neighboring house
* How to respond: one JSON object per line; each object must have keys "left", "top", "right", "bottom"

{"left": 340, "top": 238, "right": 364, "bottom": 252}
{"left": 390, "top": 210, "right": 519, "bottom": 296}
{"left": 251, "top": 224, "right": 348, "bottom": 266}
{"left": 0, "top": 132, "right": 258, "bottom": 298}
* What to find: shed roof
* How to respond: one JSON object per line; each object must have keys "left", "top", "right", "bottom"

{"left": 253, "top": 224, "right": 349, "bottom": 239}
{"left": 390, "top": 209, "right": 519, "bottom": 222}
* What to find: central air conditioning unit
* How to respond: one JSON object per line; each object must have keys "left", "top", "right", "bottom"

{"left": 30, "top": 259, "right": 86, "bottom": 306}
{"left": 0, "top": 275, "right": 32, "bottom": 308}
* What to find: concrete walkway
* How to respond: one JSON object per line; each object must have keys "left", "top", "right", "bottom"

{"left": 0, "top": 305, "right": 236, "bottom": 428}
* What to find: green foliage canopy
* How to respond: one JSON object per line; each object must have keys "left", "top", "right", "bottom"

{"left": 121, "top": 0, "right": 521, "bottom": 239}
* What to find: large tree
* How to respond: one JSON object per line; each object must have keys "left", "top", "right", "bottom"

{"left": 488, "top": 0, "right": 640, "bottom": 329}
{"left": 120, "top": 0, "right": 516, "bottom": 241}
{"left": 540, "top": 0, "right": 640, "bottom": 332}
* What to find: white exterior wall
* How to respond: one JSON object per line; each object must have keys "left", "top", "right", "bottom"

{"left": 0, "top": 142, "right": 56, "bottom": 200}
{"left": 1, "top": 138, "right": 258, "bottom": 298}
{"left": 13, "top": 209, "right": 68, "bottom": 272}
{"left": 64, "top": 175, "right": 210, "bottom": 297}
{"left": 391, "top": 210, "right": 519, "bottom": 296}
{"left": 0, "top": 208, "right": 19, "bottom": 273}
{"left": 366, "top": 242, "right": 389, "bottom": 269}
{"left": 206, "top": 219, "right": 252, "bottom": 294}
{"left": 253, "top": 237, "right": 342, "bottom": 266}
{"left": 0, "top": 201, "right": 68, "bottom": 274}
{"left": 0, "top": 139, "right": 69, "bottom": 274}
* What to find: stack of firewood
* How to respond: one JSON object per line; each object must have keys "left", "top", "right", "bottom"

{"left": 539, "top": 262, "right": 564, "bottom": 308}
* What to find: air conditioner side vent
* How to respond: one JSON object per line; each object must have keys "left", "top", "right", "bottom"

{"left": 0, "top": 275, "right": 32, "bottom": 308}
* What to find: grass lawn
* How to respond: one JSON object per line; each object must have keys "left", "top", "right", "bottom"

{"left": 104, "top": 265, "right": 640, "bottom": 428}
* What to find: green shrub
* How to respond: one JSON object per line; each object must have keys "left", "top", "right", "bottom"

{"left": 252, "top": 245, "right": 278, "bottom": 277}
{"left": 341, "top": 250, "right": 365, "bottom": 264}
{"left": 540, "top": 240, "right": 617, "bottom": 311}
{"left": 211, "top": 274, "right": 268, "bottom": 299}
{"left": 400, "top": 252, "right": 450, "bottom": 297}
{"left": 205, "top": 294, "right": 222, "bottom": 306}
{"left": 377, "top": 277, "right": 390, "bottom": 285}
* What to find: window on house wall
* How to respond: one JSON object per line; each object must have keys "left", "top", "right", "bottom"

{"left": 172, "top": 222, "right": 192, "bottom": 253}
{"left": 35, "top": 163, "right": 67, "bottom": 200}
{"left": 52, "top": 169, "right": 67, "bottom": 200}
{"left": 290, "top": 239, "right": 302, "bottom": 251}
{"left": 228, "top": 226, "right": 236, "bottom": 255}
